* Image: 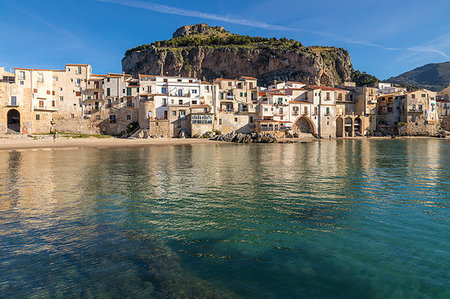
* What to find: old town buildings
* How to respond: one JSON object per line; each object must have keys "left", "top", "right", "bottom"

{"left": 0, "top": 63, "right": 447, "bottom": 138}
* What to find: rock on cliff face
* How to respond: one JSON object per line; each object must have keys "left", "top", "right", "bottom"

{"left": 122, "top": 24, "right": 354, "bottom": 86}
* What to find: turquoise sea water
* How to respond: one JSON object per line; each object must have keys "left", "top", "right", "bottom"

{"left": 0, "top": 139, "right": 449, "bottom": 298}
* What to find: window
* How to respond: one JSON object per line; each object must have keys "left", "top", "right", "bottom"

{"left": 53, "top": 76, "right": 58, "bottom": 81}
{"left": 179, "top": 110, "right": 186, "bottom": 119}
{"left": 47, "top": 90, "right": 50, "bottom": 95}
{"left": 244, "top": 92, "right": 247, "bottom": 97}
{"left": 249, "top": 116, "right": 253, "bottom": 123}
{"left": 179, "top": 100, "right": 183, "bottom": 105}
{"left": 96, "top": 115, "right": 101, "bottom": 120}
{"left": 177, "top": 79, "right": 182, "bottom": 82}
{"left": 36, "top": 114, "right": 40, "bottom": 120}
{"left": 77, "top": 66, "right": 81, "bottom": 74}
{"left": 39, "top": 100, "right": 44, "bottom": 108}
{"left": 19, "top": 71, "right": 25, "bottom": 80}
{"left": 228, "top": 82, "right": 232, "bottom": 87}
{"left": 178, "top": 89, "right": 183, "bottom": 96}
{"left": 161, "top": 87, "right": 167, "bottom": 94}
{"left": 76, "top": 91, "right": 81, "bottom": 96}
{"left": 109, "top": 115, "right": 116, "bottom": 123}
{"left": 127, "top": 115, "right": 131, "bottom": 120}
{"left": 234, "top": 117, "right": 238, "bottom": 122}
{"left": 76, "top": 79, "right": 81, "bottom": 86}
{"left": 37, "top": 73, "right": 43, "bottom": 82}
{"left": 163, "top": 79, "right": 168, "bottom": 82}
{"left": 192, "top": 100, "right": 197, "bottom": 105}
{"left": 249, "top": 82, "right": 253, "bottom": 89}
{"left": 240, "top": 92, "right": 243, "bottom": 97}
{"left": 422, "top": 94, "right": 426, "bottom": 98}
{"left": 220, "top": 93, "right": 224, "bottom": 99}
{"left": 326, "top": 107, "right": 330, "bottom": 115}
{"left": 206, "top": 86, "right": 209, "bottom": 91}
{"left": 304, "top": 106, "right": 308, "bottom": 114}
{"left": 20, "top": 81, "right": 24, "bottom": 85}
{"left": 418, "top": 105, "right": 423, "bottom": 110}
{"left": 10, "top": 96, "right": 17, "bottom": 106}
{"left": 192, "top": 89, "right": 197, "bottom": 94}
{"left": 172, "top": 111, "right": 177, "bottom": 116}
{"left": 107, "top": 88, "right": 111, "bottom": 96}
{"left": 162, "top": 98, "right": 167, "bottom": 106}
{"left": 52, "top": 91, "right": 55, "bottom": 95}
{"left": 107, "top": 78, "right": 110, "bottom": 82}
{"left": 52, "top": 100, "right": 55, "bottom": 107}
{"left": 314, "top": 107, "right": 318, "bottom": 115}
{"left": 326, "top": 92, "right": 330, "bottom": 100}
{"left": 148, "top": 111, "right": 153, "bottom": 118}
{"left": 219, "top": 119, "right": 222, "bottom": 125}
{"left": 71, "top": 114, "right": 75, "bottom": 119}
{"left": 189, "top": 80, "right": 193, "bottom": 83}
{"left": 147, "top": 86, "right": 152, "bottom": 93}
{"left": 127, "top": 88, "right": 132, "bottom": 96}
{"left": 60, "top": 96, "right": 64, "bottom": 101}
{"left": 412, "top": 94, "right": 415, "bottom": 99}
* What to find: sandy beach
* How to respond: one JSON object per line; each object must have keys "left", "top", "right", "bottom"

{"left": 0, "top": 135, "right": 443, "bottom": 151}
{"left": 0, "top": 136, "right": 228, "bottom": 151}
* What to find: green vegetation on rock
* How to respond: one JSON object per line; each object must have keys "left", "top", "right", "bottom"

{"left": 351, "top": 70, "right": 380, "bottom": 87}
{"left": 122, "top": 24, "right": 378, "bottom": 87}
{"left": 385, "top": 61, "right": 450, "bottom": 91}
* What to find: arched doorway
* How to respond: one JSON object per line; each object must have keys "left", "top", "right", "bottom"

{"left": 344, "top": 118, "right": 353, "bottom": 136}
{"left": 293, "top": 116, "right": 316, "bottom": 136}
{"left": 336, "top": 117, "right": 344, "bottom": 137}
{"left": 7, "top": 109, "right": 20, "bottom": 134}
{"left": 354, "top": 118, "right": 362, "bottom": 135}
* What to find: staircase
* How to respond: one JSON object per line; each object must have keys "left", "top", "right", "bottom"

{"left": 6, "top": 128, "right": 20, "bottom": 135}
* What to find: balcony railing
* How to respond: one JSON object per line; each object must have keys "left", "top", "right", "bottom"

{"left": 6, "top": 102, "right": 19, "bottom": 107}
{"left": 34, "top": 105, "right": 57, "bottom": 111}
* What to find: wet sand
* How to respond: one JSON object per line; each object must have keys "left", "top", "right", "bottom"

{"left": 0, "top": 136, "right": 226, "bottom": 151}
{"left": 0, "top": 135, "right": 443, "bottom": 151}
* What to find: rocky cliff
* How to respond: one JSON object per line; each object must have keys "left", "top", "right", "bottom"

{"left": 122, "top": 24, "right": 356, "bottom": 86}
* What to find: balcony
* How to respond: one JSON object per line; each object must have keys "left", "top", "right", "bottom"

{"left": 34, "top": 105, "right": 57, "bottom": 111}
{"left": 84, "top": 109, "right": 100, "bottom": 115}
{"left": 6, "top": 102, "right": 19, "bottom": 107}
{"left": 409, "top": 109, "right": 423, "bottom": 113}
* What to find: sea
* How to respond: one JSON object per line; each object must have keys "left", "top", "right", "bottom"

{"left": 0, "top": 139, "right": 449, "bottom": 298}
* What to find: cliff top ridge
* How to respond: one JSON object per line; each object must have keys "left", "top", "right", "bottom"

{"left": 172, "top": 24, "right": 229, "bottom": 38}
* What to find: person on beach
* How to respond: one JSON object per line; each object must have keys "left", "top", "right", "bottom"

{"left": 53, "top": 133, "right": 56, "bottom": 142}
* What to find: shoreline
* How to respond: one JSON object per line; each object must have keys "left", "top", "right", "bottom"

{"left": 0, "top": 135, "right": 445, "bottom": 151}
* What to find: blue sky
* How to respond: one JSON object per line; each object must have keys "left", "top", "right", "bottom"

{"left": 1, "top": 0, "right": 449, "bottom": 80}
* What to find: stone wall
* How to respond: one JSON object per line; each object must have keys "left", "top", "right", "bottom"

{"left": 32, "top": 111, "right": 54, "bottom": 133}
{"left": 398, "top": 118, "right": 439, "bottom": 136}
{"left": 148, "top": 119, "right": 169, "bottom": 137}
{"left": 53, "top": 114, "right": 100, "bottom": 134}
{"left": 440, "top": 116, "right": 450, "bottom": 131}
{"left": 216, "top": 113, "right": 256, "bottom": 134}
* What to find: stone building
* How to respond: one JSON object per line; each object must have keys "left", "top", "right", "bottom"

{"left": 336, "top": 85, "right": 377, "bottom": 137}
{"left": 398, "top": 90, "right": 438, "bottom": 135}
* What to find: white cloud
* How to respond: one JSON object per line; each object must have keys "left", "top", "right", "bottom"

{"left": 98, "top": 0, "right": 450, "bottom": 61}
{"left": 97, "top": 0, "right": 292, "bottom": 31}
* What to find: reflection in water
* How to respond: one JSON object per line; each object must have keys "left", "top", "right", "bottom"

{"left": 0, "top": 139, "right": 449, "bottom": 298}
